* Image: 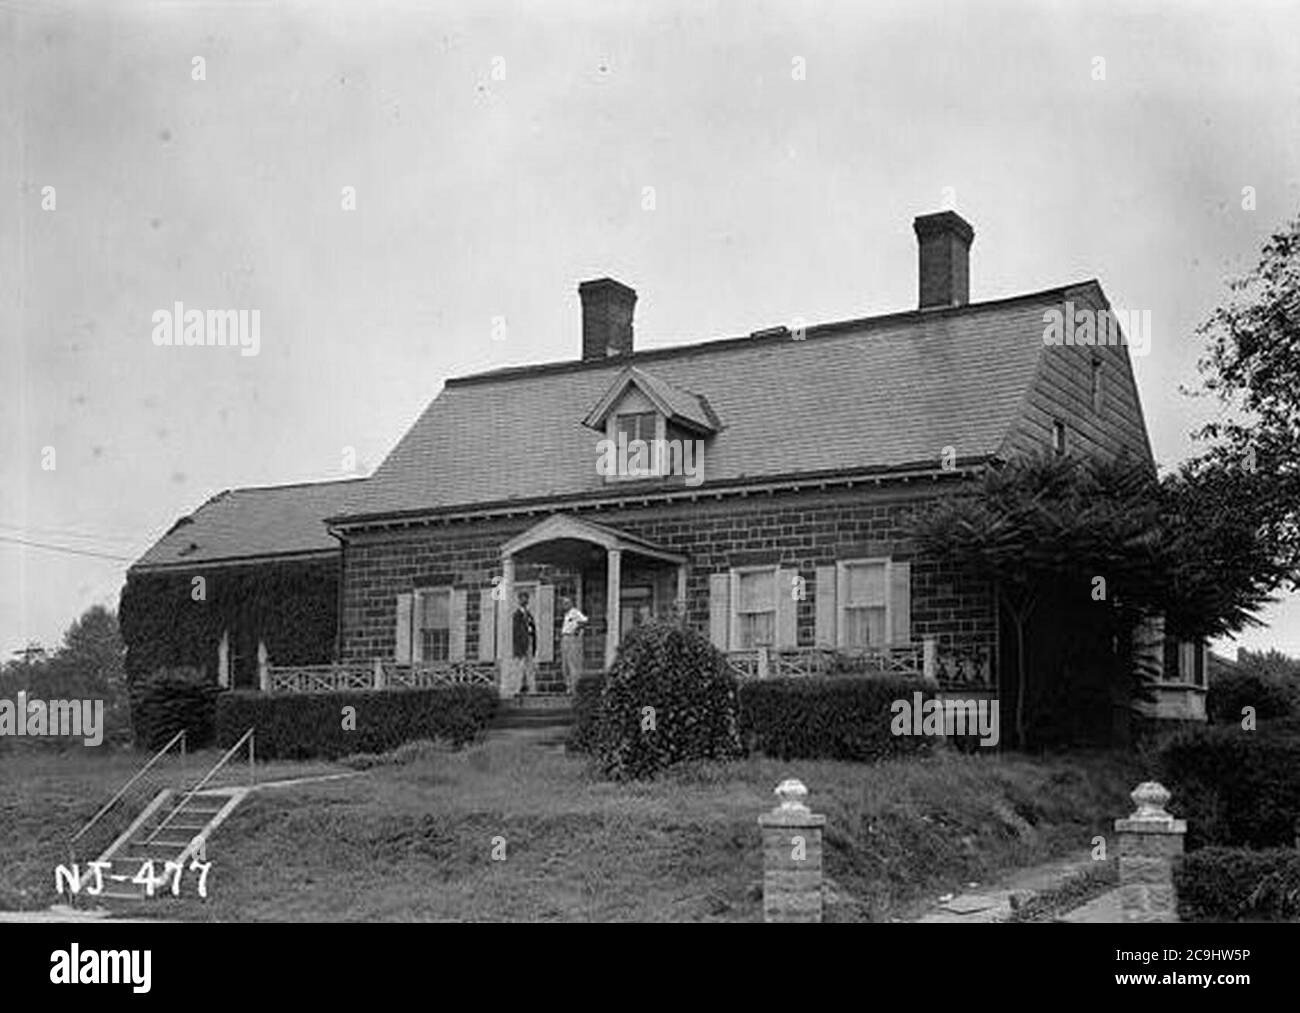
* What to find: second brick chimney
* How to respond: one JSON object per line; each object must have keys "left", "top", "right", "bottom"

{"left": 579, "top": 277, "right": 637, "bottom": 360}
{"left": 913, "top": 211, "right": 975, "bottom": 310}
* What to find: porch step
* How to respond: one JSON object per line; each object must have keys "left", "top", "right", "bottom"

{"left": 507, "top": 693, "right": 573, "bottom": 711}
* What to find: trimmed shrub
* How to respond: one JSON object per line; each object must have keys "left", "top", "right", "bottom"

{"left": 566, "top": 673, "right": 606, "bottom": 755}
{"left": 215, "top": 684, "right": 497, "bottom": 760}
{"left": 1159, "top": 723, "right": 1300, "bottom": 849}
{"left": 1175, "top": 847, "right": 1300, "bottom": 922}
{"left": 596, "top": 620, "right": 743, "bottom": 780}
{"left": 1207, "top": 670, "right": 1294, "bottom": 724}
{"left": 738, "top": 675, "right": 940, "bottom": 761}
{"left": 129, "top": 667, "right": 222, "bottom": 751}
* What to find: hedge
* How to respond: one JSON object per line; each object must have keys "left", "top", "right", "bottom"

{"left": 130, "top": 668, "right": 222, "bottom": 751}
{"left": 566, "top": 673, "right": 607, "bottom": 755}
{"left": 595, "top": 620, "right": 744, "bottom": 780}
{"left": 1175, "top": 847, "right": 1300, "bottom": 922}
{"left": 216, "top": 685, "right": 498, "bottom": 760}
{"left": 1159, "top": 723, "right": 1300, "bottom": 849}
{"left": 737, "top": 676, "right": 941, "bottom": 762}
{"left": 1207, "top": 670, "right": 1295, "bottom": 724}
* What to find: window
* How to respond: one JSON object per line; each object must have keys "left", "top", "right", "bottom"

{"left": 615, "top": 411, "right": 657, "bottom": 445}
{"left": 839, "top": 559, "right": 889, "bottom": 648}
{"left": 733, "top": 567, "right": 776, "bottom": 648}
{"left": 1090, "top": 359, "right": 1104, "bottom": 413}
{"left": 1052, "top": 419, "right": 1067, "bottom": 456}
{"left": 608, "top": 411, "right": 664, "bottom": 480}
{"left": 417, "top": 588, "right": 451, "bottom": 662}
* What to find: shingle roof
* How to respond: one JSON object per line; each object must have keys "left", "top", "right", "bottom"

{"left": 582, "top": 366, "right": 717, "bottom": 433}
{"left": 131, "top": 478, "right": 363, "bottom": 570}
{"left": 333, "top": 283, "right": 1090, "bottom": 523}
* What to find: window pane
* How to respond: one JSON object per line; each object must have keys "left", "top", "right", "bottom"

{"left": 845, "top": 606, "right": 886, "bottom": 648}
{"left": 738, "top": 570, "right": 774, "bottom": 611}
{"left": 615, "top": 412, "right": 656, "bottom": 444}
{"left": 422, "top": 590, "right": 450, "bottom": 630}
{"left": 846, "top": 563, "right": 887, "bottom": 606}
{"left": 740, "top": 612, "right": 775, "bottom": 649}
{"left": 421, "top": 629, "right": 450, "bottom": 662}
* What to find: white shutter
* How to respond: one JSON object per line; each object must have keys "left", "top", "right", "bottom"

{"left": 836, "top": 564, "right": 848, "bottom": 648}
{"left": 775, "top": 568, "right": 798, "bottom": 649}
{"left": 411, "top": 591, "right": 424, "bottom": 663}
{"left": 814, "top": 566, "right": 836, "bottom": 648}
{"left": 709, "top": 573, "right": 730, "bottom": 650}
{"left": 449, "top": 588, "right": 468, "bottom": 662}
{"left": 478, "top": 588, "right": 497, "bottom": 661}
{"left": 395, "top": 593, "right": 413, "bottom": 663}
{"left": 536, "top": 585, "right": 555, "bottom": 662}
{"left": 889, "top": 561, "right": 911, "bottom": 646}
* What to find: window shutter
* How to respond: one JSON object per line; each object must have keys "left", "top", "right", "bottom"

{"left": 814, "top": 566, "right": 837, "bottom": 648}
{"left": 709, "top": 573, "right": 731, "bottom": 650}
{"left": 478, "top": 589, "right": 497, "bottom": 661}
{"left": 449, "top": 589, "right": 468, "bottom": 662}
{"left": 888, "top": 561, "right": 911, "bottom": 646}
{"left": 836, "top": 564, "right": 848, "bottom": 648}
{"left": 728, "top": 571, "right": 742, "bottom": 651}
{"left": 775, "top": 568, "right": 798, "bottom": 649}
{"left": 410, "top": 591, "right": 424, "bottom": 663}
{"left": 536, "top": 585, "right": 555, "bottom": 662}
{"left": 395, "top": 593, "right": 413, "bottom": 663}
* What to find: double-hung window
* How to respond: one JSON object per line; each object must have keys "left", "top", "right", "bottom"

{"left": 733, "top": 567, "right": 777, "bottom": 649}
{"left": 839, "top": 559, "right": 890, "bottom": 649}
{"left": 417, "top": 588, "right": 452, "bottom": 662}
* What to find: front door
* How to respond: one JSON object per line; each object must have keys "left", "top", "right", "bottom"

{"left": 619, "top": 585, "right": 654, "bottom": 637}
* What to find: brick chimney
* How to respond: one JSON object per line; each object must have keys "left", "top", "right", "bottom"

{"left": 913, "top": 211, "right": 975, "bottom": 310}
{"left": 579, "top": 277, "right": 637, "bottom": 360}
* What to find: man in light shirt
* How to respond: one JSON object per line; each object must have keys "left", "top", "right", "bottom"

{"left": 559, "top": 596, "right": 588, "bottom": 694}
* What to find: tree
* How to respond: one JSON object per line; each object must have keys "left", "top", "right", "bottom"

{"left": 1192, "top": 214, "right": 1300, "bottom": 587}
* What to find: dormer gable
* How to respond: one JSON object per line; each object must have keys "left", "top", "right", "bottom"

{"left": 581, "top": 366, "right": 719, "bottom": 435}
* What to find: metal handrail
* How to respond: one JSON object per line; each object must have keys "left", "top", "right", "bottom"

{"left": 147, "top": 728, "right": 254, "bottom": 843}
{"left": 69, "top": 729, "right": 187, "bottom": 849}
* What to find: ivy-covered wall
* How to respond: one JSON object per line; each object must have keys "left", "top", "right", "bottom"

{"left": 119, "top": 557, "right": 340, "bottom": 686}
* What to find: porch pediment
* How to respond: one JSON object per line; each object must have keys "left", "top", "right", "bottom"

{"left": 501, "top": 513, "right": 687, "bottom": 566}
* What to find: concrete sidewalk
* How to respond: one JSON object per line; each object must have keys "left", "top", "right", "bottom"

{"left": 913, "top": 852, "right": 1104, "bottom": 923}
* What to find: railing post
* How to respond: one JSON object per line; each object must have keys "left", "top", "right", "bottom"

{"left": 249, "top": 731, "right": 255, "bottom": 785}
{"left": 923, "top": 637, "right": 937, "bottom": 680}
{"left": 757, "top": 646, "right": 770, "bottom": 680}
{"left": 1115, "top": 781, "right": 1185, "bottom": 922}
{"left": 258, "top": 642, "right": 269, "bottom": 693}
{"left": 373, "top": 658, "right": 385, "bottom": 690}
{"left": 757, "top": 779, "right": 826, "bottom": 923}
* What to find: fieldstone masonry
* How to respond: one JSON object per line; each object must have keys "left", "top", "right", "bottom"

{"left": 1114, "top": 781, "right": 1185, "bottom": 922}
{"left": 758, "top": 778, "right": 826, "bottom": 923}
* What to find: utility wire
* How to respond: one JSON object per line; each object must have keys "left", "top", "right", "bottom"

{"left": 0, "top": 533, "right": 136, "bottom": 562}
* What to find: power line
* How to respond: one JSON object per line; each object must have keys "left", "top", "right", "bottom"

{"left": 0, "top": 533, "right": 136, "bottom": 562}
{"left": 0, "top": 520, "right": 147, "bottom": 547}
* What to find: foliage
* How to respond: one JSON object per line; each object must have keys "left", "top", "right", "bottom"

{"left": 595, "top": 620, "right": 743, "bottom": 780}
{"left": 0, "top": 605, "right": 132, "bottom": 750}
{"left": 216, "top": 685, "right": 498, "bottom": 760}
{"left": 1175, "top": 847, "right": 1300, "bottom": 922}
{"left": 738, "top": 675, "right": 941, "bottom": 761}
{"left": 565, "top": 672, "right": 607, "bottom": 755}
{"left": 1159, "top": 723, "right": 1300, "bottom": 850}
{"left": 1192, "top": 214, "right": 1300, "bottom": 587}
{"left": 129, "top": 667, "right": 222, "bottom": 751}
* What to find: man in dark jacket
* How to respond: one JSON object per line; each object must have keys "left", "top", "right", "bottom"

{"left": 512, "top": 590, "right": 537, "bottom": 695}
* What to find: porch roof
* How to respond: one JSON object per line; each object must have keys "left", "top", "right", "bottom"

{"left": 501, "top": 513, "right": 687, "bottom": 565}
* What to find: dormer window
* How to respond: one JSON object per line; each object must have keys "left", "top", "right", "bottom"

{"left": 585, "top": 365, "right": 719, "bottom": 488}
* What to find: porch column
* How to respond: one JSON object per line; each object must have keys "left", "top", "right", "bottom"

{"left": 217, "top": 630, "right": 230, "bottom": 689}
{"left": 498, "top": 553, "right": 515, "bottom": 692}
{"left": 676, "top": 565, "right": 688, "bottom": 616}
{"left": 605, "top": 548, "right": 622, "bottom": 668}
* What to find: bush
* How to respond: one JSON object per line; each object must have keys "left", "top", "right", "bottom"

{"left": 566, "top": 673, "right": 607, "bottom": 755}
{"left": 738, "top": 675, "right": 940, "bottom": 761}
{"left": 129, "top": 667, "right": 221, "bottom": 751}
{"left": 216, "top": 684, "right": 498, "bottom": 760}
{"left": 1175, "top": 847, "right": 1300, "bottom": 922}
{"left": 1159, "top": 723, "right": 1300, "bottom": 849}
{"left": 1207, "top": 670, "right": 1294, "bottom": 724}
{"left": 595, "top": 620, "right": 743, "bottom": 780}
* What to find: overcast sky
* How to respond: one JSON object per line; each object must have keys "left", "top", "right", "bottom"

{"left": 3, "top": 0, "right": 1299, "bottom": 660}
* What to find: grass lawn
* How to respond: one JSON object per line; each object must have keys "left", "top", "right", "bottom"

{"left": 0, "top": 737, "right": 1143, "bottom": 921}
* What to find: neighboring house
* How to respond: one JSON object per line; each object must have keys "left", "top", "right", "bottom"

{"left": 123, "top": 209, "right": 1207, "bottom": 729}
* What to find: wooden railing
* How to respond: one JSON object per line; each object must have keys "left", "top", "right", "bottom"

{"left": 265, "top": 661, "right": 497, "bottom": 694}
{"left": 725, "top": 641, "right": 935, "bottom": 681}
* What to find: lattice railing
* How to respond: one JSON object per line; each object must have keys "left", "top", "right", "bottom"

{"left": 265, "top": 661, "right": 497, "bottom": 694}
{"left": 725, "top": 642, "right": 932, "bottom": 681}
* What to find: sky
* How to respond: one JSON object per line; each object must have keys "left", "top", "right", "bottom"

{"left": 2, "top": 0, "right": 1298, "bottom": 660}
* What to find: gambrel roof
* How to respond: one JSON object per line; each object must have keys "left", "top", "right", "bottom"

{"left": 330, "top": 279, "right": 1151, "bottom": 524}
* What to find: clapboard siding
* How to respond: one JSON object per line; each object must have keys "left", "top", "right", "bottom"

{"left": 1002, "top": 284, "right": 1154, "bottom": 468}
